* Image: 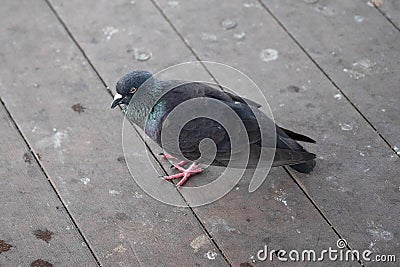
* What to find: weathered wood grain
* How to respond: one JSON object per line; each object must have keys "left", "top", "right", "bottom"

{"left": 153, "top": 0, "right": 399, "bottom": 265}
{"left": 47, "top": 0, "right": 350, "bottom": 265}
{"left": 0, "top": 0, "right": 227, "bottom": 265}
{"left": 261, "top": 0, "right": 400, "bottom": 153}
{"left": 0, "top": 104, "right": 98, "bottom": 266}
{"left": 375, "top": 0, "right": 400, "bottom": 30}
{"left": 2, "top": 0, "right": 398, "bottom": 265}
{"left": 49, "top": 0, "right": 207, "bottom": 90}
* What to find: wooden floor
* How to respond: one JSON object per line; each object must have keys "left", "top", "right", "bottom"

{"left": 1, "top": 0, "right": 399, "bottom": 266}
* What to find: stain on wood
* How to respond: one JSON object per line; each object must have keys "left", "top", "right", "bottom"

{"left": 1, "top": 0, "right": 399, "bottom": 265}
{"left": 114, "top": 212, "right": 130, "bottom": 221}
{"left": 32, "top": 229, "right": 53, "bottom": 243}
{"left": 287, "top": 85, "right": 300, "bottom": 93}
{"left": 117, "top": 155, "right": 126, "bottom": 164}
{"left": 280, "top": 85, "right": 300, "bottom": 93}
{"left": 30, "top": 259, "right": 53, "bottom": 267}
{"left": 0, "top": 240, "right": 13, "bottom": 253}
{"left": 71, "top": 103, "right": 86, "bottom": 113}
{"left": 23, "top": 152, "right": 32, "bottom": 163}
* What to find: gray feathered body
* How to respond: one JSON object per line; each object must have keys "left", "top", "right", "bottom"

{"left": 125, "top": 78, "right": 316, "bottom": 173}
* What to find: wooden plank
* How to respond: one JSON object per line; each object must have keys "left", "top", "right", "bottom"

{"left": 193, "top": 169, "right": 346, "bottom": 266}
{"left": 47, "top": 0, "right": 349, "bottom": 266}
{"left": 0, "top": 0, "right": 227, "bottom": 266}
{"left": 261, "top": 0, "right": 400, "bottom": 152}
{"left": 375, "top": 0, "right": 400, "bottom": 29}
{"left": 0, "top": 105, "right": 98, "bottom": 266}
{"left": 49, "top": 0, "right": 206, "bottom": 89}
{"left": 152, "top": 0, "right": 400, "bottom": 264}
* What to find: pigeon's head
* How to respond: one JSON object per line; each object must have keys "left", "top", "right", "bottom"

{"left": 111, "top": 70, "right": 153, "bottom": 108}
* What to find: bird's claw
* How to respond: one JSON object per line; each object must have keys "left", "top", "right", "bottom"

{"left": 163, "top": 162, "right": 202, "bottom": 187}
{"left": 159, "top": 152, "right": 177, "bottom": 160}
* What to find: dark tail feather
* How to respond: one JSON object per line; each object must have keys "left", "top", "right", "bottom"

{"left": 280, "top": 127, "right": 316, "bottom": 143}
{"left": 290, "top": 159, "right": 316, "bottom": 173}
{"left": 275, "top": 126, "right": 317, "bottom": 173}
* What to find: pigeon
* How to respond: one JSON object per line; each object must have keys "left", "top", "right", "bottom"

{"left": 111, "top": 70, "right": 316, "bottom": 186}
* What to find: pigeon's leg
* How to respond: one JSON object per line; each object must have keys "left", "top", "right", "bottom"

{"left": 163, "top": 162, "right": 203, "bottom": 187}
{"left": 159, "top": 152, "right": 177, "bottom": 160}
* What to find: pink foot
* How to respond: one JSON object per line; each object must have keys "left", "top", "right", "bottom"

{"left": 159, "top": 152, "right": 177, "bottom": 160}
{"left": 163, "top": 162, "right": 203, "bottom": 187}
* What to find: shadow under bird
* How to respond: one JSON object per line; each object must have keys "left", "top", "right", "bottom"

{"left": 111, "top": 70, "right": 316, "bottom": 186}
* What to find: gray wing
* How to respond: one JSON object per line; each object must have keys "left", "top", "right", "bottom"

{"left": 158, "top": 81, "right": 315, "bottom": 167}
{"left": 158, "top": 82, "right": 262, "bottom": 162}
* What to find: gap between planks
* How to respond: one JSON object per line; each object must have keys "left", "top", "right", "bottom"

{"left": 283, "top": 167, "right": 365, "bottom": 266}
{"left": 43, "top": 0, "right": 385, "bottom": 266}
{"left": 44, "top": 0, "right": 232, "bottom": 265}
{"left": 45, "top": 0, "right": 360, "bottom": 265}
{"left": 147, "top": 0, "right": 364, "bottom": 265}
{"left": 0, "top": 97, "right": 102, "bottom": 266}
{"left": 256, "top": 0, "right": 400, "bottom": 160}
{"left": 373, "top": 3, "right": 400, "bottom": 33}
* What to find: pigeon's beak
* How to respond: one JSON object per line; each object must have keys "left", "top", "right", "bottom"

{"left": 111, "top": 93, "right": 124, "bottom": 109}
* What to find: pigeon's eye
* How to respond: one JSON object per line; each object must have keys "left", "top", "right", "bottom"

{"left": 130, "top": 87, "right": 137, "bottom": 93}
